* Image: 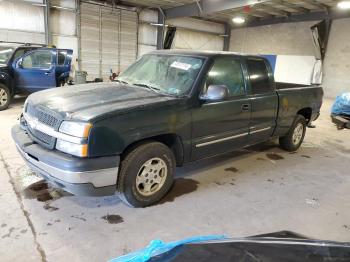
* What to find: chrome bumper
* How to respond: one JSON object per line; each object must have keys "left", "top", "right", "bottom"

{"left": 12, "top": 125, "right": 119, "bottom": 196}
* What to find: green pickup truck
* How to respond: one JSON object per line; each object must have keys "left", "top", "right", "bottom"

{"left": 12, "top": 50, "right": 323, "bottom": 207}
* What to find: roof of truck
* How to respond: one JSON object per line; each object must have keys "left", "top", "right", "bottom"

{"left": 148, "top": 49, "right": 260, "bottom": 58}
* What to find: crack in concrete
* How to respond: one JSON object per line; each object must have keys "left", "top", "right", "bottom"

{"left": 0, "top": 152, "right": 47, "bottom": 262}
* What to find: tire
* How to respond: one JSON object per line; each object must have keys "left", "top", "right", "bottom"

{"left": 117, "top": 141, "right": 175, "bottom": 207}
{"left": 279, "top": 115, "right": 307, "bottom": 152}
{"left": 0, "top": 84, "right": 11, "bottom": 111}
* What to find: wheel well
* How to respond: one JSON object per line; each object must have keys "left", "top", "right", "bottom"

{"left": 0, "top": 80, "right": 13, "bottom": 95}
{"left": 297, "top": 107, "right": 312, "bottom": 123}
{"left": 121, "top": 134, "right": 184, "bottom": 166}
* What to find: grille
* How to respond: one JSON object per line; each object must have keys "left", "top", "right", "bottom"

{"left": 28, "top": 126, "right": 54, "bottom": 147}
{"left": 25, "top": 103, "right": 61, "bottom": 149}
{"left": 27, "top": 104, "right": 59, "bottom": 128}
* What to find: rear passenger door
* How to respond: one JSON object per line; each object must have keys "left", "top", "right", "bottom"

{"left": 191, "top": 56, "right": 251, "bottom": 160}
{"left": 245, "top": 58, "right": 278, "bottom": 144}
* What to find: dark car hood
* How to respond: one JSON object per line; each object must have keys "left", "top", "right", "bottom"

{"left": 27, "top": 82, "right": 179, "bottom": 121}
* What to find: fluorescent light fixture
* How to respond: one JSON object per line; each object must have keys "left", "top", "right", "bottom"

{"left": 338, "top": 1, "right": 350, "bottom": 9}
{"left": 232, "top": 17, "right": 246, "bottom": 24}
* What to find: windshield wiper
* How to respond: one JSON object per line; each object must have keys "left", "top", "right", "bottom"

{"left": 133, "top": 83, "right": 161, "bottom": 92}
{"left": 115, "top": 79, "right": 129, "bottom": 85}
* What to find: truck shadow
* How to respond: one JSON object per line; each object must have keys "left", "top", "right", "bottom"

{"left": 9, "top": 95, "right": 27, "bottom": 108}
{"left": 24, "top": 141, "right": 290, "bottom": 209}
{"left": 176, "top": 141, "right": 283, "bottom": 178}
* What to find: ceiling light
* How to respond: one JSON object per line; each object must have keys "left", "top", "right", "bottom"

{"left": 338, "top": 1, "right": 350, "bottom": 9}
{"left": 232, "top": 17, "right": 246, "bottom": 24}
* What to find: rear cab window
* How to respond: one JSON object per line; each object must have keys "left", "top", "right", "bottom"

{"left": 246, "top": 58, "right": 273, "bottom": 95}
{"left": 203, "top": 56, "right": 246, "bottom": 98}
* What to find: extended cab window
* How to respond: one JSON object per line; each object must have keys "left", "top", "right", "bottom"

{"left": 204, "top": 57, "right": 245, "bottom": 97}
{"left": 246, "top": 58, "right": 272, "bottom": 94}
{"left": 22, "top": 50, "right": 52, "bottom": 69}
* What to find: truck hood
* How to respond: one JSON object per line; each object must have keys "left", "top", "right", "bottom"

{"left": 27, "top": 82, "right": 179, "bottom": 122}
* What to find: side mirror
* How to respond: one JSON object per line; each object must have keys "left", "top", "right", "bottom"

{"left": 200, "top": 85, "right": 229, "bottom": 102}
{"left": 17, "top": 58, "right": 23, "bottom": 68}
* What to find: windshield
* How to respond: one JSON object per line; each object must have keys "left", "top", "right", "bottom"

{"left": 117, "top": 54, "right": 204, "bottom": 96}
{"left": 0, "top": 47, "right": 14, "bottom": 64}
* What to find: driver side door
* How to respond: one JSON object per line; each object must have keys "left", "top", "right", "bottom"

{"left": 191, "top": 56, "right": 251, "bottom": 160}
{"left": 13, "top": 49, "right": 56, "bottom": 93}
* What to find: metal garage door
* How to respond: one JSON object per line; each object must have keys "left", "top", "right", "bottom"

{"left": 172, "top": 29, "right": 224, "bottom": 51}
{"left": 80, "top": 3, "right": 137, "bottom": 81}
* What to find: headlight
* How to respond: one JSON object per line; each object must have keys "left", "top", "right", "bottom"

{"left": 56, "top": 121, "right": 92, "bottom": 157}
{"left": 56, "top": 139, "right": 88, "bottom": 157}
{"left": 59, "top": 121, "right": 92, "bottom": 138}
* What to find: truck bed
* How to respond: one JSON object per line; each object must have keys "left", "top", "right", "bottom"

{"left": 274, "top": 84, "right": 323, "bottom": 137}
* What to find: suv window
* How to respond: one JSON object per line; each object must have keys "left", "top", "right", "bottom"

{"left": 246, "top": 58, "right": 272, "bottom": 94}
{"left": 22, "top": 50, "right": 52, "bottom": 69}
{"left": 58, "top": 51, "right": 67, "bottom": 65}
{"left": 204, "top": 57, "right": 245, "bottom": 97}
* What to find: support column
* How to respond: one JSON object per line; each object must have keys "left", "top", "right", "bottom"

{"left": 44, "top": 0, "right": 52, "bottom": 45}
{"left": 223, "top": 22, "right": 231, "bottom": 51}
{"left": 156, "top": 9, "right": 165, "bottom": 50}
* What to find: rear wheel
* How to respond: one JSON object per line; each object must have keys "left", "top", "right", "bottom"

{"left": 0, "top": 84, "right": 11, "bottom": 111}
{"left": 279, "top": 115, "right": 306, "bottom": 152}
{"left": 117, "top": 141, "right": 175, "bottom": 207}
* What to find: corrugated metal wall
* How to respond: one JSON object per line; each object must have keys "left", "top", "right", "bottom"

{"left": 80, "top": 3, "right": 137, "bottom": 81}
{"left": 0, "top": 1, "right": 45, "bottom": 43}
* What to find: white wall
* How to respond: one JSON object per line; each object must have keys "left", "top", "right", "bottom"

{"left": 167, "top": 17, "right": 225, "bottom": 51}
{"left": 138, "top": 13, "right": 227, "bottom": 56}
{"left": 230, "top": 20, "right": 350, "bottom": 98}
{"left": 230, "top": 21, "right": 316, "bottom": 56}
{"left": 322, "top": 18, "right": 350, "bottom": 98}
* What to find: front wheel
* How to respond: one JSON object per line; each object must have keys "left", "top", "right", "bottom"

{"left": 279, "top": 115, "right": 306, "bottom": 152}
{"left": 117, "top": 141, "right": 175, "bottom": 207}
{"left": 0, "top": 84, "right": 11, "bottom": 111}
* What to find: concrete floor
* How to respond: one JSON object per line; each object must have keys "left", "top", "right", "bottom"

{"left": 0, "top": 97, "right": 350, "bottom": 262}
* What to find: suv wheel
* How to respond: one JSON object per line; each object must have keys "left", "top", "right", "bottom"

{"left": 117, "top": 141, "right": 175, "bottom": 207}
{"left": 0, "top": 84, "right": 11, "bottom": 111}
{"left": 279, "top": 115, "right": 306, "bottom": 152}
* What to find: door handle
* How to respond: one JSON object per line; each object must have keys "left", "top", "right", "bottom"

{"left": 45, "top": 72, "right": 52, "bottom": 75}
{"left": 241, "top": 104, "right": 250, "bottom": 112}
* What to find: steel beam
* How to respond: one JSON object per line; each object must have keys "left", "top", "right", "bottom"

{"left": 242, "top": 8, "right": 350, "bottom": 28}
{"left": 164, "top": 0, "right": 271, "bottom": 19}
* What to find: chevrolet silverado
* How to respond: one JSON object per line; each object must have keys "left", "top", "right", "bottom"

{"left": 12, "top": 50, "right": 323, "bottom": 207}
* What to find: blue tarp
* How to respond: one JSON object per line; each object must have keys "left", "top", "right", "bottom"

{"left": 108, "top": 235, "right": 227, "bottom": 262}
{"left": 331, "top": 93, "right": 350, "bottom": 116}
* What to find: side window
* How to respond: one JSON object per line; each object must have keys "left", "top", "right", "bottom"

{"left": 13, "top": 49, "right": 25, "bottom": 61}
{"left": 57, "top": 51, "right": 67, "bottom": 66}
{"left": 204, "top": 57, "right": 245, "bottom": 97}
{"left": 246, "top": 59, "right": 272, "bottom": 94}
{"left": 22, "top": 50, "right": 52, "bottom": 69}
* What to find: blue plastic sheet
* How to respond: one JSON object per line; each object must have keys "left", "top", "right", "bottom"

{"left": 109, "top": 235, "right": 227, "bottom": 262}
{"left": 331, "top": 93, "right": 350, "bottom": 116}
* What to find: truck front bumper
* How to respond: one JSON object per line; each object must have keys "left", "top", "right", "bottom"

{"left": 12, "top": 125, "right": 120, "bottom": 196}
